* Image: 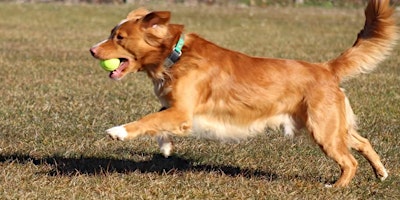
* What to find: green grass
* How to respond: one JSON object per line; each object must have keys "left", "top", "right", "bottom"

{"left": 0, "top": 2, "right": 399, "bottom": 199}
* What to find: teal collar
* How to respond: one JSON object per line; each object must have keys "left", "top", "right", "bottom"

{"left": 163, "top": 34, "right": 185, "bottom": 68}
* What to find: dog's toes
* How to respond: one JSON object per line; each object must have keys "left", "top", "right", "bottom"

{"left": 377, "top": 168, "right": 388, "bottom": 181}
{"left": 106, "top": 126, "right": 128, "bottom": 141}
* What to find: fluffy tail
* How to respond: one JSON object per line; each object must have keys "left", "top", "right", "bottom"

{"left": 327, "top": 0, "right": 398, "bottom": 81}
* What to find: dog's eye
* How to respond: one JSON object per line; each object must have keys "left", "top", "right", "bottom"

{"left": 116, "top": 35, "right": 124, "bottom": 40}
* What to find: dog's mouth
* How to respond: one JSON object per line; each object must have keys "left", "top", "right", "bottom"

{"left": 109, "top": 58, "right": 129, "bottom": 80}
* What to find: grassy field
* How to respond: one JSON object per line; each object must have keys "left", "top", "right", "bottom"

{"left": 0, "top": 2, "right": 399, "bottom": 199}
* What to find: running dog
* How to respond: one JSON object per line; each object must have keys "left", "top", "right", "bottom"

{"left": 90, "top": 0, "right": 398, "bottom": 187}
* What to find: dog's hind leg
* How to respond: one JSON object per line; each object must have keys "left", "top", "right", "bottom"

{"left": 306, "top": 89, "right": 358, "bottom": 187}
{"left": 349, "top": 129, "right": 388, "bottom": 181}
{"left": 309, "top": 125, "right": 358, "bottom": 187}
{"left": 343, "top": 94, "right": 388, "bottom": 181}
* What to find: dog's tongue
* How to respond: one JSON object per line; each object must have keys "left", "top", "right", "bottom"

{"left": 109, "top": 69, "right": 122, "bottom": 79}
{"left": 109, "top": 61, "right": 127, "bottom": 79}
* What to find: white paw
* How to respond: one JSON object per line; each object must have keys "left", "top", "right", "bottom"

{"left": 157, "top": 136, "right": 173, "bottom": 157}
{"left": 160, "top": 142, "right": 172, "bottom": 158}
{"left": 283, "top": 121, "right": 295, "bottom": 138}
{"left": 379, "top": 169, "right": 388, "bottom": 181}
{"left": 106, "top": 126, "right": 128, "bottom": 141}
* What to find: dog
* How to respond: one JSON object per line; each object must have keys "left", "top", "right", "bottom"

{"left": 90, "top": 0, "right": 398, "bottom": 187}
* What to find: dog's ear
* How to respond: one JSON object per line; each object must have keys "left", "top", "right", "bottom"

{"left": 126, "top": 7, "right": 150, "bottom": 21}
{"left": 141, "top": 11, "right": 171, "bottom": 46}
{"left": 141, "top": 11, "right": 171, "bottom": 29}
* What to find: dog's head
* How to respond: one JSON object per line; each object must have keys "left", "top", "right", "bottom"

{"left": 90, "top": 8, "right": 177, "bottom": 80}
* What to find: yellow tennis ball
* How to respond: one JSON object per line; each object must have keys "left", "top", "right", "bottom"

{"left": 99, "top": 58, "right": 120, "bottom": 71}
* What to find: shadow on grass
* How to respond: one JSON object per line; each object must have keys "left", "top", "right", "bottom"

{"left": 0, "top": 153, "right": 277, "bottom": 180}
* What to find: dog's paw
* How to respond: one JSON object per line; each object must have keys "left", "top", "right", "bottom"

{"left": 378, "top": 168, "right": 388, "bottom": 181}
{"left": 160, "top": 142, "right": 173, "bottom": 158}
{"left": 106, "top": 126, "right": 128, "bottom": 141}
{"left": 157, "top": 136, "right": 173, "bottom": 157}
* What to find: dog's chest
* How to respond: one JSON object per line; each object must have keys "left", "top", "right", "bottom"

{"left": 153, "top": 80, "right": 172, "bottom": 107}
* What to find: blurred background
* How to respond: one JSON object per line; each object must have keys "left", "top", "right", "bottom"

{"left": 6, "top": 0, "right": 400, "bottom": 7}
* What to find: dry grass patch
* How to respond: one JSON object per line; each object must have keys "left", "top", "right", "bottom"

{"left": 0, "top": 2, "right": 399, "bottom": 199}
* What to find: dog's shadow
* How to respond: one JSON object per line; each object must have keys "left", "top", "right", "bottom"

{"left": 0, "top": 153, "right": 277, "bottom": 180}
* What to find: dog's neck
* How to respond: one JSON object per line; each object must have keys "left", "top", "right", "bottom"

{"left": 163, "top": 34, "right": 185, "bottom": 68}
{"left": 144, "top": 24, "right": 184, "bottom": 80}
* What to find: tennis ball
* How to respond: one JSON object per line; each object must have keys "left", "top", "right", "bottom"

{"left": 100, "top": 58, "right": 120, "bottom": 71}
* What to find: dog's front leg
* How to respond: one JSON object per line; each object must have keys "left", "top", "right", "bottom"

{"left": 106, "top": 108, "right": 191, "bottom": 143}
{"left": 155, "top": 107, "right": 174, "bottom": 157}
{"left": 156, "top": 135, "right": 173, "bottom": 157}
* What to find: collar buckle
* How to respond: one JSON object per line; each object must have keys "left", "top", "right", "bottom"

{"left": 163, "top": 34, "right": 185, "bottom": 68}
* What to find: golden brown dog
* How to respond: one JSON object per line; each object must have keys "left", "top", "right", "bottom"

{"left": 90, "top": 0, "right": 398, "bottom": 187}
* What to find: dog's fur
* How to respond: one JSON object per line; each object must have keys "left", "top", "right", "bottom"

{"left": 90, "top": 0, "right": 398, "bottom": 187}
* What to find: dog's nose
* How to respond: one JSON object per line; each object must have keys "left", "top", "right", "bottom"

{"left": 90, "top": 47, "right": 97, "bottom": 57}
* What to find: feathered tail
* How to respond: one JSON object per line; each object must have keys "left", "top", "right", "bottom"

{"left": 327, "top": 0, "right": 398, "bottom": 81}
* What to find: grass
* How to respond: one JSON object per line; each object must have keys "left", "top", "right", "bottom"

{"left": 0, "top": 2, "right": 399, "bottom": 199}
